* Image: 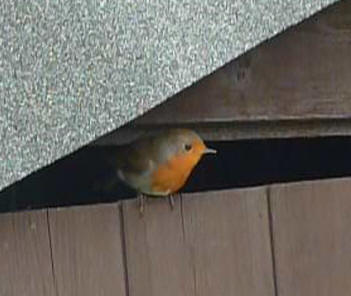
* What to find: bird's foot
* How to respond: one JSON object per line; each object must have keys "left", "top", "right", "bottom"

{"left": 168, "top": 195, "right": 175, "bottom": 210}
{"left": 168, "top": 193, "right": 182, "bottom": 210}
{"left": 138, "top": 194, "right": 147, "bottom": 216}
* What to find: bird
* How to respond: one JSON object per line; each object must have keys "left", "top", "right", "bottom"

{"left": 103, "top": 128, "right": 216, "bottom": 214}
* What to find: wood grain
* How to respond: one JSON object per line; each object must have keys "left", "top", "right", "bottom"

{"left": 122, "top": 188, "right": 274, "bottom": 296}
{"left": 48, "top": 203, "right": 126, "bottom": 296}
{"left": 0, "top": 210, "right": 56, "bottom": 296}
{"left": 270, "top": 178, "right": 351, "bottom": 296}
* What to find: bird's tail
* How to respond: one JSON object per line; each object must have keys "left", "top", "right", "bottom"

{"left": 88, "top": 145, "right": 125, "bottom": 194}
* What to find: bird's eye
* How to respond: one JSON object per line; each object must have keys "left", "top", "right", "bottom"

{"left": 184, "top": 143, "right": 192, "bottom": 151}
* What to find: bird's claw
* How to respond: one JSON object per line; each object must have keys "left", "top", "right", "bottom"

{"left": 168, "top": 195, "right": 175, "bottom": 210}
{"left": 138, "top": 193, "right": 179, "bottom": 215}
{"left": 138, "top": 194, "right": 146, "bottom": 216}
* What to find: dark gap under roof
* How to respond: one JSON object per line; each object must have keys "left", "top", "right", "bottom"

{"left": 1, "top": 136, "right": 351, "bottom": 213}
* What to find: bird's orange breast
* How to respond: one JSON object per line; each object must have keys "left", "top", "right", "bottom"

{"left": 151, "top": 152, "right": 201, "bottom": 195}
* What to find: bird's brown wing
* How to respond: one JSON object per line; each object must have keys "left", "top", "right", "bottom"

{"left": 91, "top": 138, "right": 158, "bottom": 193}
{"left": 115, "top": 138, "right": 157, "bottom": 176}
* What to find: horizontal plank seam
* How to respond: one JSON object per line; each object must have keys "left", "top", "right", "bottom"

{"left": 46, "top": 209, "right": 59, "bottom": 296}
{"left": 129, "top": 116, "right": 351, "bottom": 127}
{"left": 119, "top": 203, "right": 130, "bottom": 296}
{"left": 267, "top": 187, "right": 279, "bottom": 296}
{"left": 93, "top": 118, "right": 351, "bottom": 145}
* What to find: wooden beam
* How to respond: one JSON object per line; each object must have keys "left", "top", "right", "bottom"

{"left": 93, "top": 118, "right": 351, "bottom": 145}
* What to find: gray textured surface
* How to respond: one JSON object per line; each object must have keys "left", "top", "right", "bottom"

{"left": 0, "top": 0, "right": 338, "bottom": 190}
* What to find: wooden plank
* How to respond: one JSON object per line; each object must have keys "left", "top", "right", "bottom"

{"left": 0, "top": 210, "right": 56, "bottom": 296}
{"left": 122, "top": 197, "right": 194, "bottom": 296}
{"left": 48, "top": 203, "right": 127, "bottom": 296}
{"left": 122, "top": 188, "right": 274, "bottom": 296}
{"left": 270, "top": 177, "right": 351, "bottom": 296}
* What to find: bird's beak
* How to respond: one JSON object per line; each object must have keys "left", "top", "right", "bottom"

{"left": 203, "top": 147, "right": 217, "bottom": 154}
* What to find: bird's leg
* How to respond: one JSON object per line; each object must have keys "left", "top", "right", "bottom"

{"left": 168, "top": 194, "right": 175, "bottom": 210}
{"left": 168, "top": 192, "right": 183, "bottom": 210}
{"left": 138, "top": 194, "right": 147, "bottom": 215}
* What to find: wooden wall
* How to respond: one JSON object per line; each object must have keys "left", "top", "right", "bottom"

{"left": 2, "top": 177, "right": 351, "bottom": 296}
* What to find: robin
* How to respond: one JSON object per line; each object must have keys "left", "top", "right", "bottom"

{"left": 106, "top": 128, "right": 216, "bottom": 214}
